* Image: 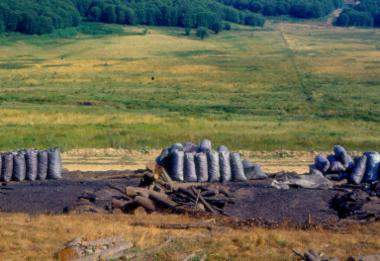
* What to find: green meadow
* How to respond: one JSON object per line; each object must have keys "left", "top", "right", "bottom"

{"left": 0, "top": 22, "right": 379, "bottom": 151}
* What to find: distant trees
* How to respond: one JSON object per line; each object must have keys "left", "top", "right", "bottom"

{"left": 211, "top": 22, "right": 223, "bottom": 33}
{"left": 217, "top": 0, "right": 343, "bottom": 19}
{"left": 223, "top": 22, "right": 231, "bottom": 30}
{"left": 245, "top": 13, "right": 265, "bottom": 26}
{"left": 73, "top": 0, "right": 266, "bottom": 30}
{"left": 196, "top": 27, "right": 209, "bottom": 39}
{"left": 335, "top": 0, "right": 380, "bottom": 27}
{"left": 0, "top": 19, "right": 4, "bottom": 33}
{"left": 185, "top": 27, "right": 191, "bottom": 35}
{"left": 0, "top": 0, "right": 80, "bottom": 34}
{"left": 0, "top": 0, "right": 267, "bottom": 35}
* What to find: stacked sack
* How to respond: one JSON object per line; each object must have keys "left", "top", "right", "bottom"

{"left": 0, "top": 147, "right": 62, "bottom": 182}
{"left": 156, "top": 139, "right": 267, "bottom": 183}
{"left": 310, "top": 145, "right": 380, "bottom": 185}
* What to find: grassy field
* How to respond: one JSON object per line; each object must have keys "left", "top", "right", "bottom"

{"left": 0, "top": 213, "right": 379, "bottom": 261}
{"left": 0, "top": 22, "right": 379, "bottom": 151}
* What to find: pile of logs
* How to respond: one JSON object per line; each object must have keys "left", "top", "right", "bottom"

{"left": 111, "top": 167, "right": 234, "bottom": 215}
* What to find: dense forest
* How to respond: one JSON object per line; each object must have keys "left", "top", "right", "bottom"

{"left": 217, "top": 0, "right": 344, "bottom": 18}
{"left": 0, "top": 0, "right": 80, "bottom": 34}
{"left": 335, "top": 0, "right": 380, "bottom": 27}
{"left": 0, "top": 0, "right": 362, "bottom": 35}
{"left": 0, "top": 0, "right": 265, "bottom": 35}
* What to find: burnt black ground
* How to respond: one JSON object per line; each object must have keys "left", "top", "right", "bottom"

{"left": 222, "top": 181, "right": 341, "bottom": 226}
{"left": 0, "top": 170, "right": 141, "bottom": 214}
{"left": 0, "top": 170, "right": 378, "bottom": 227}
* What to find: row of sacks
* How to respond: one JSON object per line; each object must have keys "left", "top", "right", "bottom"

{"left": 156, "top": 139, "right": 267, "bottom": 182}
{"left": 0, "top": 147, "right": 62, "bottom": 182}
{"left": 310, "top": 145, "right": 379, "bottom": 185}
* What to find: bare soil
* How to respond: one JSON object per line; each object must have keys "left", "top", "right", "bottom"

{"left": 1, "top": 169, "right": 378, "bottom": 229}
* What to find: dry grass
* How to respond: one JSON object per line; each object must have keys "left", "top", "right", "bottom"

{"left": 60, "top": 148, "right": 318, "bottom": 173}
{"left": 0, "top": 213, "right": 379, "bottom": 260}
{"left": 0, "top": 22, "right": 379, "bottom": 151}
{"left": 0, "top": 109, "right": 163, "bottom": 125}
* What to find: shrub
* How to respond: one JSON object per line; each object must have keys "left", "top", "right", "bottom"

{"left": 196, "top": 26, "right": 209, "bottom": 40}
{"left": 185, "top": 27, "right": 191, "bottom": 35}
{"left": 244, "top": 13, "right": 265, "bottom": 27}
{"left": 223, "top": 22, "right": 231, "bottom": 30}
{"left": 211, "top": 22, "right": 222, "bottom": 33}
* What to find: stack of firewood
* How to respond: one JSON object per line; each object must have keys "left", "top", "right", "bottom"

{"left": 111, "top": 167, "right": 234, "bottom": 215}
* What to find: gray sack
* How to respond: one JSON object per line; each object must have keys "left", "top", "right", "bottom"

{"left": 230, "top": 152, "right": 247, "bottom": 181}
{"left": 242, "top": 160, "right": 268, "bottom": 179}
{"left": 207, "top": 150, "right": 220, "bottom": 182}
{"left": 170, "top": 150, "right": 184, "bottom": 181}
{"left": 315, "top": 154, "right": 330, "bottom": 173}
{"left": 1, "top": 153, "right": 13, "bottom": 182}
{"left": 219, "top": 150, "right": 231, "bottom": 182}
{"left": 183, "top": 143, "right": 198, "bottom": 153}
{"left": 25, "top": 149, "right": 38, "bottom": 181}
{"left": 363, "top": 152, "right": 380, "bottom": 182}
{"left": 184, "top": 152, "right": 197, "bottom": 182}
{"left": 37, "top": 150, "right": 48, "bottom": 180}
{"left": 309, "top": 164, "right": 324, "bottom": 176}
{"left": 195, "top": 153, "right": 208, "bottom": 182}
{"left": 13, "top": 152, "right": 26, "bottom": 181}
{"left": 334, "top": 145, "right": 354, "bottom": 169}
{"left": 199, "top": 139, "right": 212, "bottom": 153}
{"left": 349, "top": 155, "right": 367, "bottom": 185}
{"left": 47, "top": 148, "right": 63, "bottom": 179}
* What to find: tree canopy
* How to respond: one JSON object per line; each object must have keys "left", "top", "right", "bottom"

{"left": 0, "top": 0, "right": 268, "bottom": 35}
{"left": 0, "top": 0, "right": 80, "bottom": 34}
{"left": 217, "top": 0, "right": 343, "bottom": 19}
{"left": 0, "top": 0, "right": 352, "bottom": 35}
{"left": 335, "top": 0, "right": 380, "bottom": 27}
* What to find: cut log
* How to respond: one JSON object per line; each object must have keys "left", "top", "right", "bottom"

{"left": 125, "top": 186, "right": 177, "bottom": 209}
{"left": 178, "top": 187, "right": 197, "bottom": 199}
{"left": 106, "top": 184, "right": 127, "bottom": 195}
{"left": 125, "top": 187, "right": 149, "bottom": 198}
{"left": 148, "top": 190, "right": 178, "bottom": 208}
{"left": 201, "top": 190, "right": 217, "bottom": 198}
{"left": 191, "top": 187, "right": 218, "bottom": 214}
{"left": 70, "top": 241, "right": 133, "bottom": 261}
{"left": 134, "top": 196, "right": 156, "bottom": 212}
{"left": 98, "top": 241, "right": 133, "bottom": 259}
{"left": 218, "top": 187, "right": 231, "bottom": 197}
{"left": 111, "top": 199, "right": 131, "bottom": 210}
{"left": 159, "top": 166, "right": 173, "bottom": 184}
{"left": 133, "top": 206, "right": 148, "bottom": 215}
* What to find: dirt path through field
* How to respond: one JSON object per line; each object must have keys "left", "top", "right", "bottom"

{"left": 326, "top": 8, "right": 343, "bottom": 26}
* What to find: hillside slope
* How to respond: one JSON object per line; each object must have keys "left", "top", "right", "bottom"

{"left": 0, "top": 22, "right": 379, "bottom": 150}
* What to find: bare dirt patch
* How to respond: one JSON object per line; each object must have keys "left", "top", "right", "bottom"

{"left": 1, "top": 169, "right": 378, "bottom": 229}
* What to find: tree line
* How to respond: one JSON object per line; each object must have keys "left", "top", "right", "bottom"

{"left": 335, "top": 0, "right": 380, "bottom": 27}
{"left": 217, "top": 0, "right": 343, "bottom": 19}
{"left": 0, "top": 0, "right": 80, "bottom": 34}
{"left": 0, "top": 0, "right": 265, "bottom": 35}
{"left": 72, "top": 0, "right": 265, "bottom": 29}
